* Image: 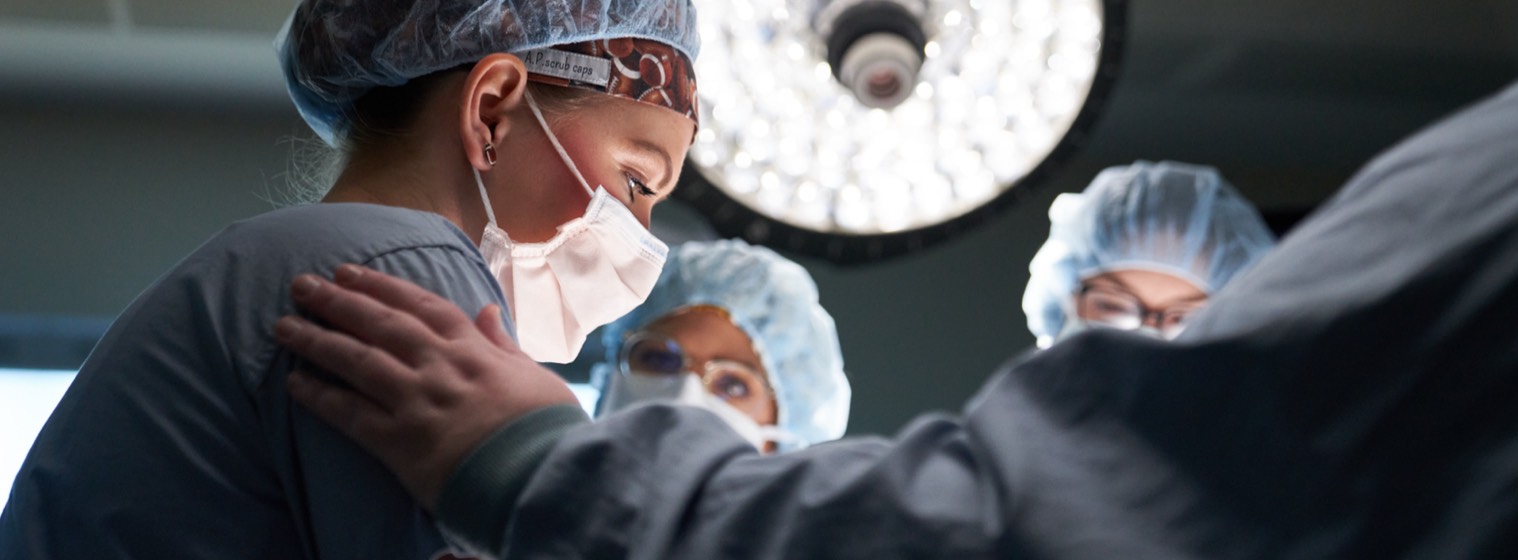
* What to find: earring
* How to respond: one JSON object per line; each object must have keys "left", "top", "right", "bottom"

{"left": 484, "top": 143, "right": 498, "bottom": 167}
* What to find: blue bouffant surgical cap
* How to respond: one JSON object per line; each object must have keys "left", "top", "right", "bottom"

{"left": 591, "top": 239, "right": 851, "bottom": 450}
{"left": 276, "top": 0, "right": 701, "bottom": 145}
{"left": 1022, "top": 160, "right": 1277, "bottom": 347}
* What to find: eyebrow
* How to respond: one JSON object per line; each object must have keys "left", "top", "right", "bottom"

{"left": 1083, "top": 276, "right": 1209, "bottom": 306}
{"left": 629, "top": 139, "right": 675, "bottom": 196}
{"left": 711, "top": 354, "right": 764, "bottom": 373}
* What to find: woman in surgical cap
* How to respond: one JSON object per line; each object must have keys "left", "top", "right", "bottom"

{"left": 0, "top": 0, "right": 701, "bottom": 557}
{"left": 1023, "top": 160, "right": 1277, "bottom": 348}
{"left": 590, "top": 239, "right": 851, "bottom": 454}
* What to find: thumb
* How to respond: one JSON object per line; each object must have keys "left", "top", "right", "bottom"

{"left": 475, "top": 304, "right": 515, "bottom": 349}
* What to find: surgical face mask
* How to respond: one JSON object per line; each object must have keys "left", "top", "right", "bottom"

{"left": 473, "top": 91, "right": 669, "bottom": 363}
{"left": 1054, "top": 317, "right": 1165, "bottom": 345}
{"left": 600, "top": 372, "right": 794, "bottom": 453}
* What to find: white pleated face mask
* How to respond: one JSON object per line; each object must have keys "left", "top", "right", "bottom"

{"left": 473, "top": 91, "right": 669, "bottom": 363}
{"left": 600, "top": 372, "right": 795, "bottom": 453}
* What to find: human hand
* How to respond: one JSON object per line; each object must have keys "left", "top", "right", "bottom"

{"left": 274, "top": 264, "right": 578, "bottom": 510}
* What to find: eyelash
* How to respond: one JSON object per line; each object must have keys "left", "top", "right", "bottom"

{"left": 626, "top": 173, "right": 657, "bottom": 199}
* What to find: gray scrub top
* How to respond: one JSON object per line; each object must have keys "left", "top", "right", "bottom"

{"left": 439, "top": 79, "right": 1518, "bottom": 559}
{"left": 0, "top": 203, "right": 509, "bottom": 559}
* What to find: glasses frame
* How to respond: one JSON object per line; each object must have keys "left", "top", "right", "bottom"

{"left": 617, "top": 331, "right": 774, "bottom": 403}
{"left": 1075, "top": 284, "right": 1204, "bottom": 339}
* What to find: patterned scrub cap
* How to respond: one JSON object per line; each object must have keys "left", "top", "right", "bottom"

{"left": 521, "top": 39, "right": 698, "bottom": 124}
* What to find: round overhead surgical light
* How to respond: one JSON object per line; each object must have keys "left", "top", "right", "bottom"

{"left": 677, "top": 0, "right": 1127, "bottom": 263}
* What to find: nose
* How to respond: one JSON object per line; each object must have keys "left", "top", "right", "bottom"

{"left": 608, "top": 189, "right": 653, "bottom": 229}
{"left": 634, "top": 206, "right": 653, "bottom": 229}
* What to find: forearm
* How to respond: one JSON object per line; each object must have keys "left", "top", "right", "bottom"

{"left": 434, "top": 404, "right": 591, "bottom": 557}
{"left": 483, "top": 355, "right": 1260, "bottom": 560}
{"left": 492, "top": 393, "right": 1024, "bottom": 559}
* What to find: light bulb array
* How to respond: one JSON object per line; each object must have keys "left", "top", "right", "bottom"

{"left": 689, "top": 0, "right": 1109, "bottom": 235}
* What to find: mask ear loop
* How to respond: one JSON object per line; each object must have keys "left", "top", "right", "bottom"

{"left": 473, "top": 166, "right": 500, "bottom": 228}
{"left": 759, "top": 425, "right": 804, "bottom": 449}
{"left": 524, "top": 89, "right": 596, "bottom": 197}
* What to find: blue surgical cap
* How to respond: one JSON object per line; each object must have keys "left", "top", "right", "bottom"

{"left": 1022, "top": 160, "right": 1277, "bottom": 347}
{"left": 276, "top": 0, "right": 701, "bottom": 145}
{"left": 591, "top": 239, "right": 851, "bottom": 450}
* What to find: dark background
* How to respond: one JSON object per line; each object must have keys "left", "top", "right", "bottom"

{"left": 1, "top": 0, "right": 1514, "bottom": 436}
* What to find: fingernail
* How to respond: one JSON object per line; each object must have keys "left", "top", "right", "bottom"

{"left": 274, "top": 316, "right": 303, "bottom": 341}
{"left": 292, "top": 275, "right": 321, "bottom": 298}
{"left": 335, "top": 264, "right": 365, "bottom": 285}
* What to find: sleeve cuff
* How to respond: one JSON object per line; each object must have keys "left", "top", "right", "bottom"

{"left": 434, "top": 404, "right": 591, "bottom": 556}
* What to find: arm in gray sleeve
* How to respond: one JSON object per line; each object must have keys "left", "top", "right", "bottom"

{"left": 437, "top": 348, "right": 1249, "bottom": 560}
{"left": 435, "top": 404, "right": 591, "bottom": 556}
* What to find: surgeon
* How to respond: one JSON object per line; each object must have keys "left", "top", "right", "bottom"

{"left": 590, "top": 239, "right": 850, "bottom": 453}
{"left": 0, "top": 0, "right": 700, "bottom": 557}
{"left": 1024, "top": 160, "right": 1277, "bottom": 347}
{"left": 276, "top": 83, "right": 1518, "bottom": 557}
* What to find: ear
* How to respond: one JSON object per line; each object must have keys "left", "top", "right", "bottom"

{"left": 459, "top": 54, "right": 530, "bottom": 172}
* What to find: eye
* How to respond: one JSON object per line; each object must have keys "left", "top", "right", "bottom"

{"left": 623, "top": 336, "right": 686, "bottom": 376}
{"left": 1084, "top": 290, "right": 1136, "bottom": 316}
{"left": 1094, "top": 298, "right": 1129, "bottom": 314}
{"left": 626, "top": 173, "right": 657, "bottom": 199}
{"left": 704, "top": 361, "right": 769, "bottom": 405}
{"left": 1162, "top": 304, "right": 1204, "bottom": 328}
{"left": 710, "top": 374, "right": 753, "bottom": 400}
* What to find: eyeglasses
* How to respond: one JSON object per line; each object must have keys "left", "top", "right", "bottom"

{"left": 1075, "top": 284, "right": 1206, "bottom": 340}
{"left": 618, "top": 332, "right": 774, "bottom": 418}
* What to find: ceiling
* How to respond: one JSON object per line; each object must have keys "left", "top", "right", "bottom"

{"left": 1100, "top": 0, "right": 1518, "bottom": 181}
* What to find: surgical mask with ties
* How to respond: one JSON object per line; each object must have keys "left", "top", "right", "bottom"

{"left": 601, "top": 372, "right": 795, "bottom": 453}
{"left": 472, "top": 90, "right": 668, "bottom": 363}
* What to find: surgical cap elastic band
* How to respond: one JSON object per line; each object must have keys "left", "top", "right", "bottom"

{"left": 522, "top": 39, "right": 698, "bottom": 125}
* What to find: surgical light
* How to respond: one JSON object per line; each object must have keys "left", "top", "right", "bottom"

{"left": 677, "top": 0, "right": 1126, "bottom": 263}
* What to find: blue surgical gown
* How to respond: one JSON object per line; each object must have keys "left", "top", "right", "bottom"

{"left": 437, "top": 80, "right": 1518, "bottom": 559}
{"left": 0, "top": 203, "right": 509, "bottom": 559}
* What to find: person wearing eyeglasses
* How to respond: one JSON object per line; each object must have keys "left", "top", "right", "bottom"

{"left": 590, "top": 239, "right": 851, "bottom": 454}
{"left": 1022, "top": 160, "right": 1278, "bottom": 348}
